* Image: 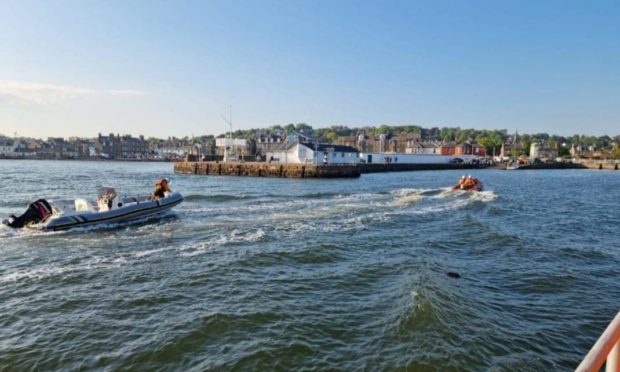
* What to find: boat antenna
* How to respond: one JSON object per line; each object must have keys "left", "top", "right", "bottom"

{"left": 220, "top": 105, "right": 233, "bottom": 162}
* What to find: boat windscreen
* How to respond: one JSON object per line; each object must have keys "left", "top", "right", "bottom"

{"left": 97, "top": 187, "right": 117, "bottom": 200}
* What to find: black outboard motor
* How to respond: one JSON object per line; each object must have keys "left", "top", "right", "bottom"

{"left": 2, "top": 199, "right": 53, "bottom": 228}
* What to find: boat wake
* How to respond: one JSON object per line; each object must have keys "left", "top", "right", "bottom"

{"left": 178, "top": 228, "right": 268, "bottom": 257}
{"left": 184, "top": 194, "right": 257, "bottom": 202}
{"left": 388, "top": 188, "right": 449, "bottom": 206}
{"left": 466, "top": 190, "right": 497, "bottom": 202}
{"left": 391, "top": 187, "right": 496, "bottom": 203}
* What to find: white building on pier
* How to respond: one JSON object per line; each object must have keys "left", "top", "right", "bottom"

{"left": 267, "top": 142, "right": 360, "bottom": 165}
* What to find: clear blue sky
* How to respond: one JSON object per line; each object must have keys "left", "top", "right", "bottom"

{"left": 0, "top": 0, "right": 618, "bottom": 138}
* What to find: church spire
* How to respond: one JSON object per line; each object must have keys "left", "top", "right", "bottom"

{"left": 513, "top": 130, "right": 518, "bottom": 144}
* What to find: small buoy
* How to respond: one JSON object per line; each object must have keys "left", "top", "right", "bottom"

{"left": 447, "top": 272, "right": 461, "bottom": 279}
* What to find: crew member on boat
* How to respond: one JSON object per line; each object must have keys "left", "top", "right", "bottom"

{"left": 458, "top": 175, "right": 466, "bottom": 189}
{"left": 462, "top": 175, "right": 476, "bottom": 188}
{"left": 151, "top": 179, "right": 171, "bottom": 200}
{"left": 463, "top": 175, "right": 473, "bottom": 188}
{"left": 464, "top": 175, "right": 482, "bottom": 188}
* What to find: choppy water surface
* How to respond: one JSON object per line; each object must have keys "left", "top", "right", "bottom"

{"left": 0, "top": 160, "right": 618, "bottom": 370}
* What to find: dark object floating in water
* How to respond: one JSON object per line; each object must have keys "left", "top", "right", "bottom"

{"left": 447, "top": 272, "right": 461, "bottom": 279}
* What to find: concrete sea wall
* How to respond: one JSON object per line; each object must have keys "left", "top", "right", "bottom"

{"left": 174, "top": 161, "right": 362, "bottom": 178}
{"left": 174, "top": 161, "right": 492, "bottom": 178}
{"left": 359, "top": 163, "right": 486, "bottom": 173}
{"left": 515, "top": 162, "right": 619, "bottom": 170}
{"left": 175, "top": 160, "right": 620, "bottom": 179}
{"left": 579, "top": 161, "right": 620, "bottom": 170}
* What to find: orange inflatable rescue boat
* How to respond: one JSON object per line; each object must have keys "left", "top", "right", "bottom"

{"left": 451, "top": 175, "right": 483, "bottom": 192}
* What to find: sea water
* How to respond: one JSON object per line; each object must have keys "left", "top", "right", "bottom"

{"left": 0, "top": 160, "right": 618, "bottom": 370}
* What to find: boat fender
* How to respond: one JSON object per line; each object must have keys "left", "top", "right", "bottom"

{"left": 118, "top": 202, "right": 123, "bottom": 208}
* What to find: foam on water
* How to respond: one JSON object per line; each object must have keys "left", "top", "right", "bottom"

{"left": 177, "top": 228, "right": 268, "bottom": 257}
{"left": 0, "top": 255, "right": 127, "bottom": 284}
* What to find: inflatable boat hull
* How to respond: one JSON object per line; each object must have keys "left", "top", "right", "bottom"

{"left": 41, "top": 193, "right": 183, "bottom": 231}
{"left": 451, "top": 183, "right": 483, "bottom": 192}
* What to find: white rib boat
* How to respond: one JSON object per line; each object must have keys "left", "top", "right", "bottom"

{"left": 3, "top": 187, "right": 183, "bottom": 231}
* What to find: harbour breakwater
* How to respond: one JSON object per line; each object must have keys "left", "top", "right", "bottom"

{"left": 173, "top": 161, "right": 487, "bottom": 178}
{"left": 512, "top": 163, "right": 587, "bottom": 170}
{"left": 503, "top": 162, "right": 618, "bottom": 170}
{"left": 579, "top": 161, "right": 620, "bottom": 170}
{"left": 174, "top": 160, "right": 617, "bottom": 178}
{"left": 359, "top": 163, "right": 485, "bottom": 173}
{"left": 174, "top": 161, "right": 362, "bottom": 178}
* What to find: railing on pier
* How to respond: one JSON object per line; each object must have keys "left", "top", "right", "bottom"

{"left": 576, "top": 311, "right": 620, "bottom": 372}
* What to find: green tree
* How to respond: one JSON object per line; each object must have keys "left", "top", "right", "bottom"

{"left": 270, "top": 125, "right": 283, "bottom": 134}
{"left": 146, "top": 137, "right": 162, "bottom": 149}
{"left": 520, "top": 135, "right": 532, "bottom": 157}
{"left": 283, "top": 123, "right": 296, "bottom": 134}
{"left": 456, "top": 129, "right": 475, "bottom": 143}
{"left": 597, "top": 135, "right": 613, "bottom": 149}
{"left": 295, "top": 123, "right": 313, "bottom": 133}
{"left": 325, "top": 131, "right": 338, "bottom": 143}
{"left": 440, "top": 127, "right": 458, "bottom": 142}
{"left": 375, "top": 125, "right": 393, "bottom": 135}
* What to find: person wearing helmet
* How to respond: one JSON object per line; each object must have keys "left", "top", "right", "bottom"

{"left": 151, "top": 178, "right": 171, "bottom": 200}
{"left": 458, "top": 175, "right": 467, "bottom": 189}
{"left": 464, "top": 175, "right": 475, "bottom": 188}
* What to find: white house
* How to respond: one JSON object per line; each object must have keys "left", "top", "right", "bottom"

{"left": 215, "top": 138, "right": 249, "bottom": 160}
{"left": 0, "top": 138, "right": 17, "bottom": 155}
{"left": 406, "top": 141, "right": 440, "bottom": 155}
{"left": 359, "top": 152, "right": 482, "bottom": 164}
{"left": 267, "top": 142, "right": 360, "bottom": 165}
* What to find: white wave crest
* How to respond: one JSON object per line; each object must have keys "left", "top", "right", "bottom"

{"left": 0, "top": 256, "right": 126, "bottom": 284}
{"left": 178, "top": 228, "right": 267, "bottom": 257}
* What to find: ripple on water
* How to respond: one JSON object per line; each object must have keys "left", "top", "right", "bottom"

{"left": 0, "top": 162, "right": 619, "bottom": 370}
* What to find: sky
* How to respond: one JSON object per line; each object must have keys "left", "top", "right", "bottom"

{"left": 0, "top": 0, "right": 618, "bottom": 139}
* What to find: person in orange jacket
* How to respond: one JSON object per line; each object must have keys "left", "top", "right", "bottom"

{"left": 464, "top": 175, "right": 475, "bottom": 188}
{"left": 458, "top": 175, "right": 467, "bottom": 189}
{"left": 151, "top": 178, "right": 171, "bottom": 200}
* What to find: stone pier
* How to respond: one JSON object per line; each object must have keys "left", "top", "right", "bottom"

{"left": 358, "top": 163, "right": 486, "bottom": 173}
{"left": 174, "top": 161, "right": 361, "bottom": 178}
{"left": 579, "top": 161, "right": 619, "bottom": 170}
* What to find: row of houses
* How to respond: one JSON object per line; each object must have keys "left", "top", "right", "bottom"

{"left": 569, "top": 143, "right": 617, "bottom": 159}
{"left": 96, "top": 133, "right": 149, "bottom": 159}
{"left": 0, "top": 132, "right": 488, "bottom": 162}
{"left": 503, "top": 140, "right": 618, "bottom": 161}
{"left": 0, "top": 134, "right": 161, "bottom": 160}
{"left": 0, "top": 138, "right": 26, "bottom": 155}
{"left": 334, "top": 133, "right": 487, "bottom": 157}
{"left": 0, "top": 134, "right": 254, "bottom": 160}
{"left": 264, "top": 131, "right": 600, "bottom": 165}
{"left": 265, "top": 141, "right": 487, "bottom": 165}
{"left": 12, "top": 130, "right": 599, "bottom": 163}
